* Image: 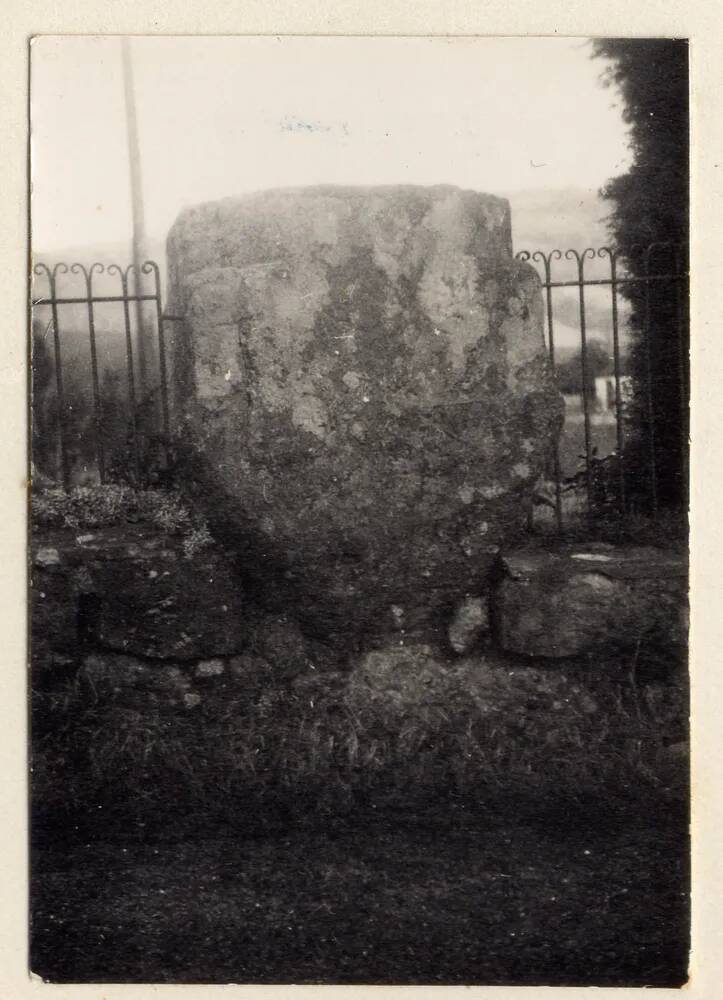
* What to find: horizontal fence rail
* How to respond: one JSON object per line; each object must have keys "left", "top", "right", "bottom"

{"left": 31, "top": 246, "right": 689, "bottom": 533}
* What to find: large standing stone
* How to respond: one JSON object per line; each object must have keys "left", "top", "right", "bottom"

{"left": 167, "top": 185, "right": 562, "bottom": 640}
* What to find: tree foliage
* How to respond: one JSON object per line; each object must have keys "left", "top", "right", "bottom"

{"left": 555, "top": 341, "right": 613, "bottom": 399}
{"left": 592, "top": 39, "right": 689, "bottom": 510}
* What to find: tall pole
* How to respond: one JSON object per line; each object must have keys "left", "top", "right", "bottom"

{"left": 121, "top": 37, "right": 151, "bottom": 395}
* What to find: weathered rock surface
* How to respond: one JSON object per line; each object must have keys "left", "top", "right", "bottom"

{"left": 167, "top": 185, "right": 562, "bottom": 641}
{"left": 492, "top": 544, "right": 688, "bottom": 658}
{"left": 448, "top": 595, "right": 489, "bottom": 654}
{"left": 31, "top": 556, "right": 82, "bottom": 660}
{"left": 348, "top": 643, "right": 461, "bottom": 714}
{"left": 245, "top": 615, "right": 310, "bottom": 679}
{"left": 31, "top": 526, "right": 248, "bottom": 666}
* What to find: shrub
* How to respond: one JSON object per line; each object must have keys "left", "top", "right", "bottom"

{"left": 31, "top": 485, "right": 138, "bottom": 528}
{"left": 31, "top": 484, "right": 214, "bottom": 558}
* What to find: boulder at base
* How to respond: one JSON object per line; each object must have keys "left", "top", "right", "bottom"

{"left": 492, "top": 544, "right": 688, "bottom": 658}
{"left": 31, "top": 526, "right": 248, "bottom": 665}
{"left": 167, "top": 185, "right": 562, "bottom": 642}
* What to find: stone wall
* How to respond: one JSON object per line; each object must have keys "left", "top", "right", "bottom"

{"left": 32, "top": 523, "right": 688, "bottom": 713}
{"left": 31, "top": 525, "right": 318, "bottom": 710}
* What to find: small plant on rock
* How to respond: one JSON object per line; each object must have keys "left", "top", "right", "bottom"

{"left": 31, "top": 483, "right": 215, "bottom": 557}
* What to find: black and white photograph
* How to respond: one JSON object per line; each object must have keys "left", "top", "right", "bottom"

{"left": 28, "top": 35, "right": 690, "bottom": 986}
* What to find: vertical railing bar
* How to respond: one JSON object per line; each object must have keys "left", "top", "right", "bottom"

{"left": 50, "top": 274, "right": 71, "bottom": 492}
{"left": 642, "top": 247, "right": 659, "bottom": 516}
{"left": 143, "top": 261, "right": 171, "bottom": 454}
{"left": 34, "top": 263, "right": 71, "bottom": 491}
{"left": 601, "top": 249, "right": 626, "bottom": 519}
{"left": 567, "top": 249, "right": 596, "bottom": 520}
{"left": 87, "top": 287, "right": 106, "bottom": 484}
{"left": 538, "top": 251, "right": 564, "bottom": 533}
{"left": 132, "top": 262, "right": 150, "bottom": 401}
{"left": 518, "top": 249, "right": 565, "bottom": 534}
{"left": 72, "top": 263, "right": 106, "bottom": 484}
{"left": 109, "top": 264, "right": 141, "bottom": 484}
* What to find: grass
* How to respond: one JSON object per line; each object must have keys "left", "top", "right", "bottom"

{"left": 31, "top": 813, "right": 689, "bottom": 985}
{"left": 30, "top": 616, "right": 689, "bottom": 985}
{"left": 32, "top": 643, "right": 688, "bottom": 844}
{"left": 530, "top": 504, "right": 689, "bottom": 551}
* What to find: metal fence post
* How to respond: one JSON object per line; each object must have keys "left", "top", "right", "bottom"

{"left": 33, "top": 263, "right": 71, "bottom": 491}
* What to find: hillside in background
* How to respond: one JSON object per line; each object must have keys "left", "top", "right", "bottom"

{"left": 509, "top": 187, "right": 628, "bottom": 357}
{"left": 34, "top": 188, "right": 612, "bottom": 274}
{"left": 32, "top": 238, "right": 167, "bottom": 292}
{"left": 509, "top": 186, "right": 612, "bottom": 255}
{"left": 31, "top": 188, "right": 626, "bottom": 367}
{"left": 32, "top": 238, "right": 167, "bottom": 382}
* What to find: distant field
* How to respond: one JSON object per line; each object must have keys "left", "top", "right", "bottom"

{"left": 557, "top": 406, "right": 621, "bottom": 479}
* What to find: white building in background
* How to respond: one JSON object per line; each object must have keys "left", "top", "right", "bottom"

{"left": 594, "top": 374, "right": 633, "bottom": 416}
{"left": 560, "top": 375, "right": 634, "bottom": 434}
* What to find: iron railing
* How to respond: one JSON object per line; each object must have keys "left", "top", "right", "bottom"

{"left": 516, "top": 243, "right": 688, "bottom": 529}
{"left": 31, "top": 246, "right": 689, "bottom": 531}
{"left": 31, "top": 260, "right": 181, "bottom": 490}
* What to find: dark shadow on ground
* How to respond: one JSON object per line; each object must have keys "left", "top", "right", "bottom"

{"left": 31, "top": 805, "right": 689, "bottom": 986}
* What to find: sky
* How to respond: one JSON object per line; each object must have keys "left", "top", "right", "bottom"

{"left": 30, "top": 35, "right": 632, "bottom": 255}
